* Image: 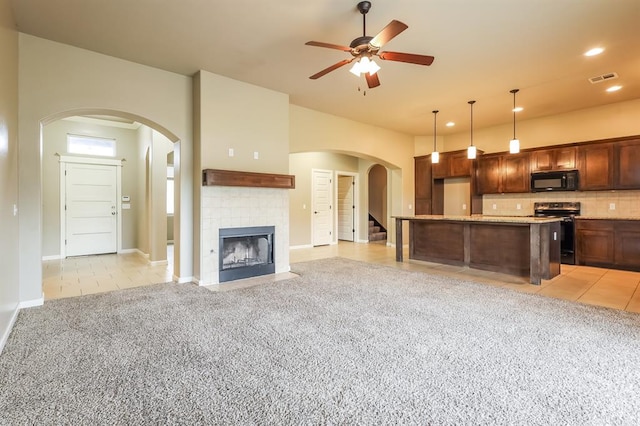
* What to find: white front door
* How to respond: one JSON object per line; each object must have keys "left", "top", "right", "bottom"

{"left": 65, "top": 163, "right": 118, "bottom": 256}
{"left": 337, "top": 175, "right": 355, "bottom": 241}
{"left": 312, "top": 169, "right": 333, "bottom": 246}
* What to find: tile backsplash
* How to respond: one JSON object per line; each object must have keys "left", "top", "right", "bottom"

{"left": 482, "top": 190, "right": 640, "bottom": 218}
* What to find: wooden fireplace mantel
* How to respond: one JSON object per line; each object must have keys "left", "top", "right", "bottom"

{"left": 202, "top": 169, "right": 295, "bottom": 189}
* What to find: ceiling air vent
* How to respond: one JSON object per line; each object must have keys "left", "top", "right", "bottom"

{"left": 588, "top": 72, "right": 618, "bottom": 84}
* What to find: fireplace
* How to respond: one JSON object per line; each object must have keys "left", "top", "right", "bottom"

{"left": 219, "top": 226, "right": 275, "bottom": 282}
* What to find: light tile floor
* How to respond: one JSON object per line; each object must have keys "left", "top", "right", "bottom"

{"left": 42, "top": 242, "right": 640, "bottom": 314}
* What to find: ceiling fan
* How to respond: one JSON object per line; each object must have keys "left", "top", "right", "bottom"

{"left": 305, "top": 1, "right": 435, "bottom": 89}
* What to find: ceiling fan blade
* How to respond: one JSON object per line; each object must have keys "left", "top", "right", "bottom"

{"left": 378, "top": 51, "right": 435, "bottom": 66}
{"left": 309, "top": 59, "right": 354, "bottom": 79}
{"left": 365, "top": 72, "right": 381, "bottom": 89}
{"left": 369, "top": 20, "right": 408, "bottom": 48}
{"left": 305, "top": 41, "right": 352, "bottom": 52}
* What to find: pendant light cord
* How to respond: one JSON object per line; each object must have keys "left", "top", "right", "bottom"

{"left": 468, "top": 100, "right": 475, "bottom": 146}
{"left": 432, "top": 110, "right": 439, "bottom": 151}
{"left": 511, "top": 89, "right": 519, "bottom": 139}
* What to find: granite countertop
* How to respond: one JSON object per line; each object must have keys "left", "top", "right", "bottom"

{"left": 392, "top": 215, "right": 562, "bottom": 224}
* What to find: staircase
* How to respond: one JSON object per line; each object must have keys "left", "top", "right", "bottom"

{"left": 368, "top": 215, "right": 387, "bottom": 243}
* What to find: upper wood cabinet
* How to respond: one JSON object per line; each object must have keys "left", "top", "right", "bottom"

{"left": 614, "top": 138, "right": 640, "bottom": 189}
{"left": 449, "top": 151, "right": 473, "bottom": 177}
{"left": 502, "top": 152, "right": 530, "bottom": 193}
{"left": 431, "top": 155, "right": 449, "bottom": 179}
{"left": 530, "top": 147, "right": 576, "bottom": 172}
{"left": 475, "top": 154, "right": 501, "bottom": 195}
{"left": 577, "top": 142, "right": 614, "bottom": 190}
{"left": 475, "top": 153, "right": 530, "bottom": 194}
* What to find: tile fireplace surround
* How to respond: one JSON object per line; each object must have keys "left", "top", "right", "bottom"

{"left": 199, "top": 185, "right": 290, "bottom": 285}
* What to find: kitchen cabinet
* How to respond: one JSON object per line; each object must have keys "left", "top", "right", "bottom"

{"left": 575, "top": 219, "right": 614, "bottom": 266}
{"left": 414, "top": 155, "right": 432, "bottom": 214}
{"left": 530, "top": 147, "right": 576, "bottom": 172}
{"left": 577, "top": 142, "right": 614, "bottom": 190}
{"left": 614, "top": 138, "right": 640, "bottom": 189}
{"left": 475, "top": 153, "right": 529, "bottom": 194}
{"left": 502, "top": 152, "right": 530, "bottom": 193}
{"left": 431, "top": 155, "right": 449, "bottom": 179}
{"left": 449, "top": 151, "right": 473, "bottom": 177}
{"left": 576, "top": 219, "right": 640, "bottom": 271}
{"left": 475, "top": 154, "right": 501, "bottom": 194}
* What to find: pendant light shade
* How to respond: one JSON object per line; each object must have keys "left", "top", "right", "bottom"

{"left": 431, "top": 110, "right": 439, "bottom": 164}
{"left": 467, "top": 100, "right": 476, "bottom": 159}
{"left": 509, "top": 89, "right": 520, "bottom": 154}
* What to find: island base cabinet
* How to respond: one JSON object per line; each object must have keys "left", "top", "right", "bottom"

{"left": 398, "top": 217, "right": 560, "bottom": 284}
{"left": 469, "top": 224, "right": 530, "bottom": 277}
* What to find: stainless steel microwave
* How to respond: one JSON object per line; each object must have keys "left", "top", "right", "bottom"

{"left": 531, "top": 170, "right": 579, "bottom": 192}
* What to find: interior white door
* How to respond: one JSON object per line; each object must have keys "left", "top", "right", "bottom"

{"left": 65, "top": 163, "right": 118, "bottom": 256}
{"left": 312, "top": 170, "right": 333, "bottom": 246}
{"left": 337, "top": 175, "right": 355, "bottom": 241}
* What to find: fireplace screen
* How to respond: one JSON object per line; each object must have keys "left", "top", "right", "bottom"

{"left": 219, "top": 226, "right": 275, "bottom": 282}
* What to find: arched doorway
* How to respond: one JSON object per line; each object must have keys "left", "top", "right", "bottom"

{"left": 40, "top": 110, "right": 181, "bottom": 299}
{"left": 367, "top": 164, "right": 388, "bottom": 244}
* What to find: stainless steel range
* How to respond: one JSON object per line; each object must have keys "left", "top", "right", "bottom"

{"left": 534, "top": 202, "right": 581, "bottom": 265}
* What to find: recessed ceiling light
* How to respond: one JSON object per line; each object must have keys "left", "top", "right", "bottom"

{"left": 446, "top": 121, "right": 455, "bottom": 127}
{"left": 606, "top": 85, "right": 622, "bottom": 92}
{"left": 585, "top": 47, "right": 604, "bottom": 57}
{"left": 512, "top": 107, "right": 523, "bottom": 112}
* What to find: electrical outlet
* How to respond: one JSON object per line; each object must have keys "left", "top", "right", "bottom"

{"left": 254, "top": 151, "right": 259, "bottom": 160}
{"left": 609, "top": 203, "right": 616, "bottom": 210}
{"left": 228, "top": 148, "right": 234, "bottom": 157}
{"left": 408, "top": 204, "right": 412, "bottom": 210}
{"left": 462, "top": 204, "right": 467, "bottom": 210}
{"left": 492, "top": 204, "right": 497, "bottom": 210}
{"left": 516, "top": 203, "right": 521, "bottom": 210}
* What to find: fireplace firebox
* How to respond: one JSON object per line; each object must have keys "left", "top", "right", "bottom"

{"left": 219, "top": 226, "right": 275, "bottom": 282}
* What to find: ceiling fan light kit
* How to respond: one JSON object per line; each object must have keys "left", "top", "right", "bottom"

{"left": 305, "top": 1, "right": 434, "bottom": 89}
{"left": 509, "top": 89, "right": 520, "bottom": 154}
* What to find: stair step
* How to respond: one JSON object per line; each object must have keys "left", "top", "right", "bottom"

{"left": 369, "top": 231, "right": 387, "bottom": 241}
{"left": 369, "top": 226, "right": 381, "bottom": 233}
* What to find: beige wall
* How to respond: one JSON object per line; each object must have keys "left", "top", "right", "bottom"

{"left": 41, "top": 119, "right": 141, "bottom": 257}
{"left": 290, "top": 105, "right": 414, "bottom": 245}
{"left": 416, "top": 99, "right": 640, "bottom": 154}
{"left": 149, "top": 130, "right": 173, "bottom": 262}
{"left": 18, "top": 34, "right": 193, "bottom": 302}
{"left": 0, "top": 0, "right": 19, "bottom": 348}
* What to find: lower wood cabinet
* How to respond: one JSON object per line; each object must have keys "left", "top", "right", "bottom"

{"left": 576, "top": 219, "right": 640, "bottom": 270}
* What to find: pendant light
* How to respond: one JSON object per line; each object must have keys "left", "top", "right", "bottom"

{"left": 509, "top": 89, "right": 520, "bottom": 154}
{"left": 467, "top": 100, "right": 477, "bottom": 159}
{"left": 431, "top": 110, "right": 439, "bottom": 164}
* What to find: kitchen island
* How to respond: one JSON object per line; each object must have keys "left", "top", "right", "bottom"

{"left": 393, "top": 215, "right": 562, "bottom": 285}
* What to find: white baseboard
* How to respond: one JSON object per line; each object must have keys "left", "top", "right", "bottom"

{"left": 118, "top": 248, "right": 138, "bottom": 254}
{"left": 174, "top": 275, "right": 194, "bottom": 284}
{"left": 356, "top": 239, "right": 369, "bottom": 244}
{"left": 19, "top": 294, "right": 44, "bottom": 309}
{"left": 289, "top": 244, "right": 313, "bottom": 250}
{"left": 0, "top": 305, "right": 20, "bottom": 355}
{"left": 42, "top": 255, "right": 62, "bottom": 261}
{"left": 149, "top": 259, "right": 168, "bottom": 266}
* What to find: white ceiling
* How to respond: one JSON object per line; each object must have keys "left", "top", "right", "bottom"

{"left": 10, "top": 0, "right": 640, "bottom": 136}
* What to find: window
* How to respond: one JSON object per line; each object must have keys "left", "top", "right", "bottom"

{"left": 167, "top": 166, "right": 174, "bottom": 215}
{"left": 67, "top": 134, "right": 116, "bottom": 157}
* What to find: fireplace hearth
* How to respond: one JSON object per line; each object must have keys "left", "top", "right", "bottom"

{"left": 219, "top": 226, "right": 275, "bottom": 282}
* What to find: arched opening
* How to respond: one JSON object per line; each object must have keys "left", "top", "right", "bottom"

{"left": 368, "top": 164, "right": 388, "bottom": 244}
{"left": 40, "top": 109, "right": 181, "bottom": 299}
